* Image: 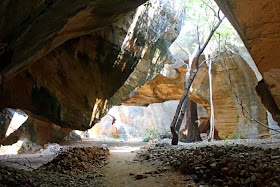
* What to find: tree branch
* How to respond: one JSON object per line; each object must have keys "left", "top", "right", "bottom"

{"left": 175, "top": 42, "right": 191, "bottom": 57}
{"left": 195, "top": 16, "right": 225, "bottom": 67}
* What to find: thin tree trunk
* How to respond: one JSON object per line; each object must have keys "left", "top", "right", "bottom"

{"left": 208, "top": 58, "right": 215, "bottom": 141}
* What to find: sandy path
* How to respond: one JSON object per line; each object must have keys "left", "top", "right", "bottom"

{"left": 0, "top": 140, "right": 191, "bottom": 187}
{"left": 101, "top": 148, "right": 189, "bottom": 187}
{"left": 63, "top": 140, "right": 191, "bottom": 186}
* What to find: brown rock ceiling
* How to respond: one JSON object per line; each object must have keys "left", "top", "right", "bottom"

{"left": 0, "top": 0, "right": 185, "bottom": 135}
{"left": 0, "top": 0, "right": 147, "bottom": 131}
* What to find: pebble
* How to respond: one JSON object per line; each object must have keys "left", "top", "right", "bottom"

{"left": 137, "top": 141, "right": 280, "bottom": 186}
{"left": 0, "top": 146, "right": 110, "bottom": 186}
{"left": 135, "top": 174, "right": 148, "bottom": 180}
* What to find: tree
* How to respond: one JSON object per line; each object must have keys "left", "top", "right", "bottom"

{"left": 170, "top": 0, "right": 225, "bottom": 145}
{"left": 180, "top": 99, "right": 201, "bottom": 142}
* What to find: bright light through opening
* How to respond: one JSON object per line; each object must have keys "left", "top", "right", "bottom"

{"left": 5, "top": 111, "right": 28, "bottom": 137}
{"left": 109, "top": 146, "right": 142, "bottom": 153}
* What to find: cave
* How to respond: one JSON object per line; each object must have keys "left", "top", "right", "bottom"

{"left": 0, "top": 0, "right": 280, "bottom": 186}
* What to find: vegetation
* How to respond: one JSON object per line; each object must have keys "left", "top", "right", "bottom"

{"left": 143, "top": 129, "right": 159, "bottom": 142}
{"left": 143, "top": 129, "right": 172, "bottom": 142}
{"left": 224, "top": 132, "right": 240, "bottom": 140}
{"left": 173, "top": 0, "right": 242, "bottom": 58}
{"left": 171, "top": 0, "right": 228, "bottom": 145}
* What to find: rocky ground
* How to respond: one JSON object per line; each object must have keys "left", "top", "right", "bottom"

{"left": 100, "top": 146, "right": 189, "bottom": 187}
{"left": 0, "top": 146, "right": 109, "bottom": 187}
{"left": 0, "top": 139, "right": 280, "bottom": 187}
{"left": 136, "top": 139, "right": 280, "bottom": 187}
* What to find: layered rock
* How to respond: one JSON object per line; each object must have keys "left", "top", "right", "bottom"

{"left": 0, "top": 0, "right": 147, "bottom": 78}
{"left": 109, "top": 0, "right": 184, "bottom": 106}
{"left": 215, "top": 0, "right": 280, "bottom": 125}
{"left": 0, "top": 0, "right": 183, "bottom": 135}
{"left": 121, "top": 52, "right": 268, "bottom": 139}
{"left": 85, "top": 101, "right": 181, "bottom": 139}
{"left": 0, "top": 109, "right": 15, "bottom": 141}
{"left": 120, "top": 64, "right": 185, "bottom": 106}
{"left": 191, "top": 52, "right": 268, "bottom": 139}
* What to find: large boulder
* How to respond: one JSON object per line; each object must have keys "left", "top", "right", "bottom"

{"left": 215, "top": 0, "right": 280, "bottom": 125}
{"left": 191, "top": 52, "right": 268, "bottom": 139}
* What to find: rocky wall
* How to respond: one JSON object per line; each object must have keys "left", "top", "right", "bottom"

{"left": 85, "top": 101, "right": 183, "bottom": 139}
{"left": 0, "top": 0, "right": 183, "bottom": 136}
{"left": 122, "top": 52, "right": 269, "bottom": 139}
{"left": 215, "top": 0, "right": 280, "bottom": 125}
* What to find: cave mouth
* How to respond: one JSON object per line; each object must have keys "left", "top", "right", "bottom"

{"left": 75, "top": 100, "right": 215, "bottom": 144}
{"left": 1, "top": 0, "right": 280, "bottom": 186}
{"left": 0, "top": 109, "right": 28, "bottom": 155}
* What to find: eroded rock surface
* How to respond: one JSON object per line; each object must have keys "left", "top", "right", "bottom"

{"left": 85, "top": 101, "right": 180, "bottom": 140}
{"left": 122, "top": 52, "right": 268, "bottom": 139}
{"left": 0, "top": 0, "right": 183, "bottom": 134}
{"left": 215, "top": 0, "right": 280, "bottom": 125}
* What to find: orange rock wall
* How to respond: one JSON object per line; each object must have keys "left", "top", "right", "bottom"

{"left": 122, "top": 53, "right": 268, "bottom": 138}
{"left": 215, "top": 0, "right": 280, "bottom": 124}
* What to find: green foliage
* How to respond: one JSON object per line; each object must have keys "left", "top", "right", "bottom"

{"left": 172, "top": 0, "right": 242, "bottom": 58}
{"left": 160, "top": 131, "right": 172, "bottom": 139}
{"left": 143, "top": 137, "right": 153, "bottom": 142}
{"left": 143, "top": 130, "right": 172, "bottom": 142}
{"left": 144, "top": 2, "right": 152, "bottom": 7}
{"left": 143, "top": 129, "right": 159, "bottom": 142}
{"left": 224, "top": 132, "right": 240, "bottom": 140}
{"left": 232, "top": 132, "right": 240, "bottom": 138}
{"left": 224, "top": 132, "right": 240, "bottom": 145}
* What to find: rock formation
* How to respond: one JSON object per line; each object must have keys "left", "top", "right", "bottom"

{"left": 85, "top": 101, "right": 180, "bottom": 139}
{"left": 83, "top": 100, "right": 217, "bottom": 140}
{"left": 121, "top": 52, "right": 268, "bottom": 139}
{"left": 0, "top": 0, "right": 183, "bottom": 144}
{"left": 0, "top": 109, "right": 28, "bottom": 141}
{"left": 1, "top": 117, "right": 72, "bottom": 147}
{"left": 215, "top": 0, "right": 280, "bottom": 125}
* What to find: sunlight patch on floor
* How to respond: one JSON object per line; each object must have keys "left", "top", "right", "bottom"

{"left": 109, "top": 146, "right": 142, "bottom": 153}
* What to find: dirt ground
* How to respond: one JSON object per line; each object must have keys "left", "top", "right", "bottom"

{"left": 64, "top": 140, "right": 193, "bottom": 187}
{"left": 1, "top": 139, "right": 280, "bottom": 186}
{"left": 0, "top": 140, "right": 193, "bottom": 187}
{"left": 101, "top": 149, "right": 189, "bottom": 187}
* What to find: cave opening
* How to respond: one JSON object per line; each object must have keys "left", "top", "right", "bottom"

{"left": 0, "top": 109, "right": 28, "bottom": 155}
{"left": 1, "top": 0, "right": 280, "bottom": 186}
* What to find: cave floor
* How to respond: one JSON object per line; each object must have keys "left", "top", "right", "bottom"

{"left": 0, "top": 140, "right": 194, "bottom": 186}
{"left": 62, "top": 140, "right": 193, "bottom": 187}
{"left": 101, "top": 147, "right": 190, "bottom": 187}
{"left": 1, "top": 139, "right": 280, "bottom": 186}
